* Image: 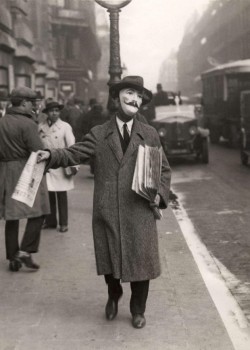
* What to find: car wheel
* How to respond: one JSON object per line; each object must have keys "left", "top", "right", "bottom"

{"left": 201, "top": 138, "right": 209, "bottom": 164}
{"left": 241, "top": 150, "right": 248, "bottom": 166}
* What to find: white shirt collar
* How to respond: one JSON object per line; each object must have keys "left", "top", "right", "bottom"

{"left": 116, "top": 116, "right": 134, "bottom": 137}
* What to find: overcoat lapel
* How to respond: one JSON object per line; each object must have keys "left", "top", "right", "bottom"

{"left": 106, "top": 116, "right": 145, "bottom": 166}
{"left": 106, "top": 117, "right": 123, "bottom": 164}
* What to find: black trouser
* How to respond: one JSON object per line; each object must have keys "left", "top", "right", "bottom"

{"left": 105, "top": 274, "right": 149, "bottom": 315}
{"left": 5, "top": 216, "right": 44, "bottom": 260}
{"left": 45, "top": 191, "right": 68, "bottom": 227}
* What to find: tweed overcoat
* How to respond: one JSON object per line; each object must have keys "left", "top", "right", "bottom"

{"left": 0, "top": 107, "right": 50, "bottom": 220}
{"left": 47, "top": 115, "right": 171, "bottom": 282}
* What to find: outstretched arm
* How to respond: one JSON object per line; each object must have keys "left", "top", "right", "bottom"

{"left": 37, "top": 129, "right": 97, "bottom": 169}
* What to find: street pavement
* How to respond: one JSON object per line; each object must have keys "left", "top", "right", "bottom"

{"left": 0, "top": 165, "right": 234, "bottom": 350}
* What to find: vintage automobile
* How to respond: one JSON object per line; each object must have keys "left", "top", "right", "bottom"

{"left": 150, "top": 105, "right": 210, "bottom": 163}
{"left": 240, "top": 91, "right": 250, "bottom": 166}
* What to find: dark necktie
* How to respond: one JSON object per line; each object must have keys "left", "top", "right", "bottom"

{"left": 123, "top": 123, "right": 130, "bottom": 152}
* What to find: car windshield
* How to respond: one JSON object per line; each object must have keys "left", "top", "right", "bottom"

{"left": 155, "top": 105, "right": 196, "bottom": 121}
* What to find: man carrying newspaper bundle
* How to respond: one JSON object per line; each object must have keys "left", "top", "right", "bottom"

{"left": 37, "top": 76, "right": 171, "bottom": 329}
{"left": 0, "top": 87, "right": 50, "bottom": 272}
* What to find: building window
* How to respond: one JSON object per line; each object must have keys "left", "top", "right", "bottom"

{"left": 15, "top": 75, "right": 31, "bottom": 88}
{"left": 0, "top": 68, "right": 8, "bottom": 115}
{"left": 65, "top": 36, "right": 79, "bottom": 59}
{"left": 54, "top": 34, "right": 66, "bottom": 59}
{"left": 0, "top": 67, "right": 8, "bottom": 92}
{"left": 65, "top": 0, "right": 79, "bottom": 10}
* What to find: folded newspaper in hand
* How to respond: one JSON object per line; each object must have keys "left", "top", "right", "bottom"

{"left": 132, "top": 145, "right": 163, "bottom": 219}
{"left": 12, "top": 152, "right": 45, "bottom": 208}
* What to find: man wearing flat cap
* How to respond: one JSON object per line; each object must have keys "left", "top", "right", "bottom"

{"left": 37, "top": 76, "right": 171, "bottom": 328}
{"left": 0, "top": 86, "right": 50, "bottom": 272}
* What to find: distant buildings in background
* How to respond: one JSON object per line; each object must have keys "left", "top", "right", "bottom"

{"left": 158, "top": 0, "right": 250, "bottom": 102}
{"left": 0, "top": 0, "right": 110, "bottom": 106}
{"left": 5, "top": 0, "right": 250, "bottom": 108}
{"left": 158, "top": 51, "right": 178, "bottom": 92}
{"left": 50, "top": 0, "right": 101, "bottom": 103}
{"left": 177, "top": 0, "right": 250, "bottom": 100}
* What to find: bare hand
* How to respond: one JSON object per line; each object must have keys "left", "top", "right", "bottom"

{"left": 37, "top": 150, "right": 50, "bottom": 163}
{"left": 149, "top": 194, "right": 161, "bottom": 208}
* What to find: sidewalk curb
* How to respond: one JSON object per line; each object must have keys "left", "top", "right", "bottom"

{"left": 168, "top": 194, "right": 250, "bottom": 350}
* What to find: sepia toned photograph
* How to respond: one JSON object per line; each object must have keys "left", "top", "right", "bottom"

{"left": 0, "top": 0, "right": 250, "bottom": 349}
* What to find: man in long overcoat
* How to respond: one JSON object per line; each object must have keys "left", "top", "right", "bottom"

{"left": 37, "top": 76, "right": 171, "bottom": 328}
{"left": 0, "top": 87, "right": 50, "bottom": 272}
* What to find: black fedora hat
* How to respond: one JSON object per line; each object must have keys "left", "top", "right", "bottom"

{"left": 109, "top": 76, "right": 152, "bottom": 105}
{"left": 42, "top": 100, "right": 64, "bottom": 113}
{"left": 35, "top": 91, "right": 44, "bottom": 100}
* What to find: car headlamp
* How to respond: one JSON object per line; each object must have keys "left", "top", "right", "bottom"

{"left": 189, "top": 126, "right": 197, "bottom": 135}
{"left": 158, "top": 128, "right": 167, "bottom": 137}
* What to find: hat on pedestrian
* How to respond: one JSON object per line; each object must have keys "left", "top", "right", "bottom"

{"left": 109, "top": 76, "right": 153, "bottom": 105}
{"left": 9, "top": 86, "right": 37, "bottom": 101}
{"left": 35, "top": 91, "right": 44, "bottom": 100}
{"left": 42, "top": 100, "right": 64, "bottom": 113}
{"left": 89, "top": 98, "right": 97, "bottom": 106}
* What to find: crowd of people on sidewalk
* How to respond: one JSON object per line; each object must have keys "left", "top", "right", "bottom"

{"left": 0, "top": 76, "right": 171, "bottom": 329}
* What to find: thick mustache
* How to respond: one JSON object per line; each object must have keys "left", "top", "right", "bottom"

{"left": 126, "top": 101, "right": 139, "bottom": 108}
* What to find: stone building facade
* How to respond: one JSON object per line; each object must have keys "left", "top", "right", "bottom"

{"left": 177, "top": 0, "right": 250, "bottom": 99}
{"left": 0, "top": 0, "right": 101, "bottom": 104}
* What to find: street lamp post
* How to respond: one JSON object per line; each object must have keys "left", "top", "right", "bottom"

{"left": 95, "top": 0, "right": 132, "bottom": 87}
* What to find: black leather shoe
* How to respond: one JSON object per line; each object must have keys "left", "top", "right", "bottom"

{"left": 17, "top": 253, "right": 40, "bottom": 270}
{"left": 59, "top": 225, "right": 68, "bottom": 232}
{"left": 132, "top": 314, "right": 146, "bottom": 329}
{"left": 9, "top": 259, "right": 22, "bottom": 272}
{"left": 105, "top": 298, "right": 119, "bottom": 320}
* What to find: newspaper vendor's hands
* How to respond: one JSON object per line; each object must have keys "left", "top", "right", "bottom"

{"left": 149, "top": 194, "right": 160, "bottom": 208}
{"left": 37, "top": 150, "right": 50, "bottom": 163}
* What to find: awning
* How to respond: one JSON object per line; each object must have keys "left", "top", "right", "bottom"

{"left": 0, "top": 5, "right": 12, "bottom": 31}
{"left": 34, "top": 63, "right": 47, "bottom": 75}
{"left": 47, "top": 69, "right": 59, "bottom": 80}
{"left": 15, "top": 45, "right": 35, "bottom": 63}
{"left": 14, "top": 20, "right": 34, "bottom": 46}
{"left": 0, "top": 31, "right": 16, "bottom": 52}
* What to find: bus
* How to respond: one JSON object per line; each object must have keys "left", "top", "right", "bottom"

{"left": 201, "top": 59, "right": 250, "bottom": 147}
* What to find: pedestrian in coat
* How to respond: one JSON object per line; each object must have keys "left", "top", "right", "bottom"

{"left": 38, "top": 100, "right": 78, "bottom": 233}
{"left": 37, "top": 76, "right": 171, "bottom": 329}
{"left": 0, "top": 86, "right": 50, "bottom": 272}
{"left": 60, "top": 98, "right": 82, "bottom": 142}
{"left": 153, "top": 83, "right": 169, "bottom": 106}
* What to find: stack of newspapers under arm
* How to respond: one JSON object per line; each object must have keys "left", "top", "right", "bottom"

{"left": 132, "top": 145, "right": 163, "bottom": 220}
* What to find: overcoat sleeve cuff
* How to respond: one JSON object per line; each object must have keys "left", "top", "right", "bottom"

{"left": 44, "top": 149, "right": 52, "bottom": 174}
